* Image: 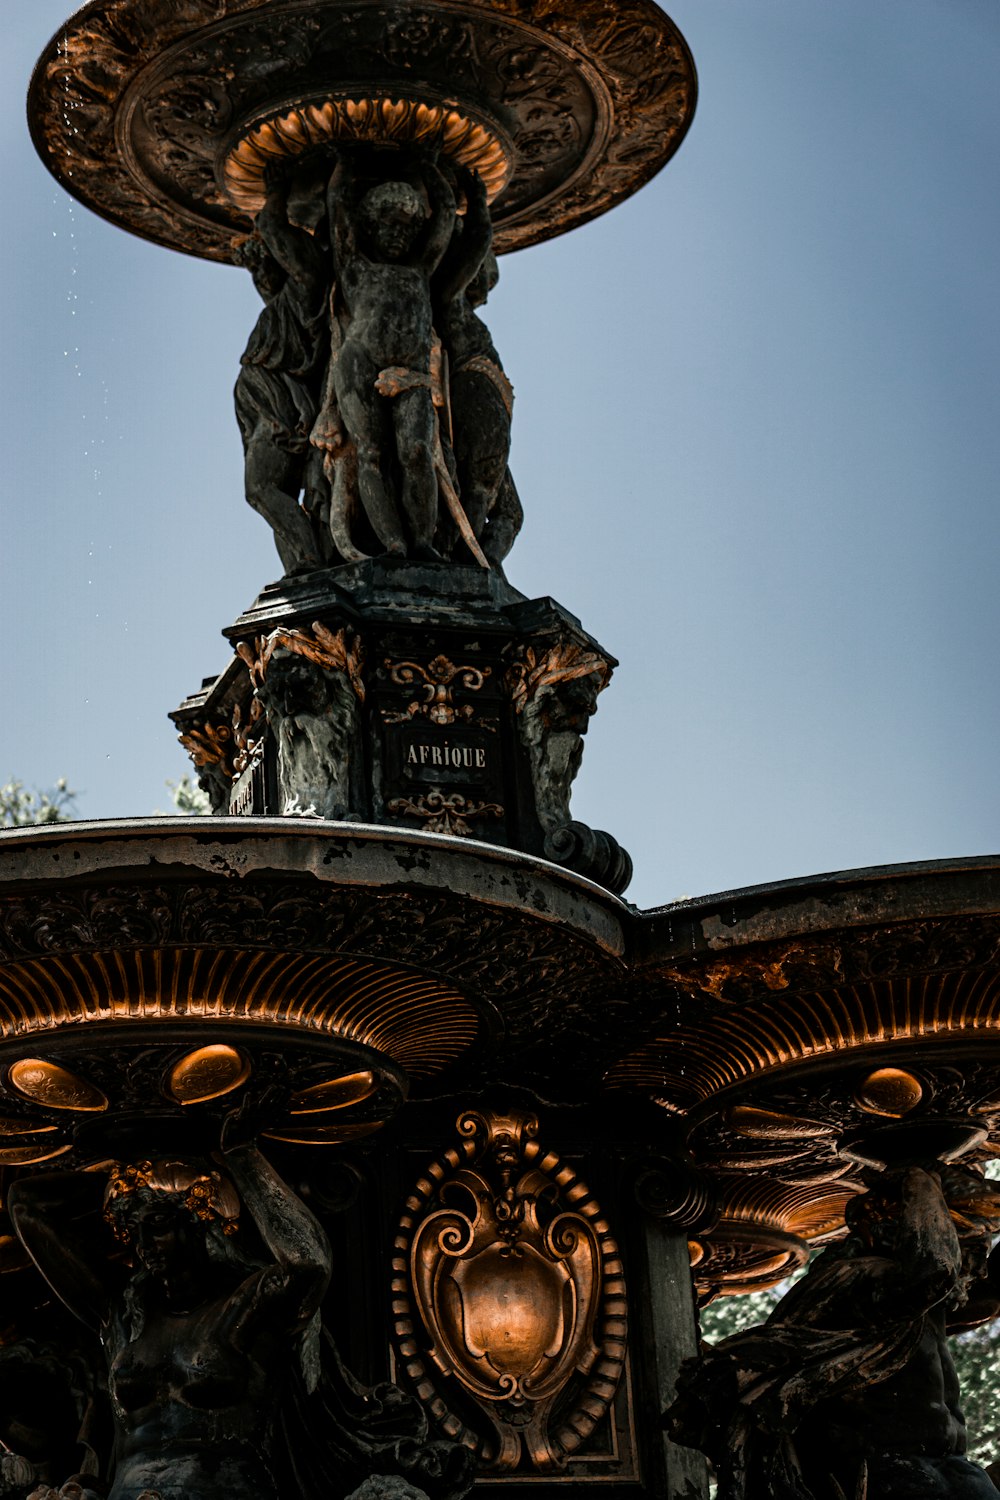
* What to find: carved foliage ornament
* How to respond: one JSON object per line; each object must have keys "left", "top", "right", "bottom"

{"left": 383, "top": 655, "right": 491, "bottom": 727}
{"left": 505, "top": 642, "right": 611, "bottom": 718}
{"left": 235, "top": 620, "right": 365, "bottom": 699}
{"left": 177, "top": 718, "right": 233, "bottom": 775}
{"left": 393, "top": 1110, "right": 626, "bottom": 1470}
{"left": 386, "top": 791, "right": 504, "bottom": 837}
{"left": 28, "top": 0, "right": 695, "bottom": 261}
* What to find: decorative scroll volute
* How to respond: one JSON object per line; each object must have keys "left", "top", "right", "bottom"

{"left": 394, "top": 1109, "right": 627, "bottom": 1471}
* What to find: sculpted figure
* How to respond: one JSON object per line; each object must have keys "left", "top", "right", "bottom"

{"left": 9, "top": 1119, "right": 331, "bottom": 1500}
{"left": 234, "top": 164, "right": 328, "bottom": 575}
{"left": 256, "top": 645, "right": 362, "bottom": 819}
{"left": 435, "top": 169, "right": 521, "bottom": 567}
{"left": 510, "top": 644, "right": 608, "bottom": 835}
{"left": 326, "top": 153, "right": 456, "bottom": 560}
{"left": 669, "top": 1165, "right": 1000, "bottom": 1500}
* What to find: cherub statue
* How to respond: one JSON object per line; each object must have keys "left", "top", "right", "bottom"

{"left": 326, "top": 152, "right": 457, "bottom": 561}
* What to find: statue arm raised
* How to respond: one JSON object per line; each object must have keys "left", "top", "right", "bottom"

{"left": 326, "top": 157, "right": 358, "bottom": 279}
{"left": 437, "top": 168, "right": 492, "bottom": 303}
{"left": 254, "top": 169, "right": 324, "bottom": 293}
{"left": 865, "top": 1167, "right": 961, "bottom": 1320}
{"left": 7, "top": 1171, "right": 114, "bottom": 1332}
{"left": 419, "top": 159, "right": 458, "bottom": 274}
{"left": 219, "top": 1129, "right": 332, "bottom": 1333}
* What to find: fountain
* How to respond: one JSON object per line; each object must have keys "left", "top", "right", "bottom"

{"left": 1, "top": 3, "right": 997, "bottom": 1498}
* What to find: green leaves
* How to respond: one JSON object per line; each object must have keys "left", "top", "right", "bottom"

{"left": 0, "top": 776, "right": 77, "bottom": 826}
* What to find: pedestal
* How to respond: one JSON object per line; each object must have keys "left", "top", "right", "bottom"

{"left": 172, "top": 561, "right": 633, "bottom": 894}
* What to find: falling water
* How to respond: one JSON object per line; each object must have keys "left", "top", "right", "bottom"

{"left": 52, "top": 35, "right": 117, "bottom": 736}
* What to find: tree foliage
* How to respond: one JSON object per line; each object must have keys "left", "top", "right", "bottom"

{"left": 0, "top": 777, "right": 78, "bottom": 826}
{"left": 163, "top": 774, "right": 211, "bottom": 815}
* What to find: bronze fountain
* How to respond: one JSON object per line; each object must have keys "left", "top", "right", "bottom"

{"left": 1, "top": 3, "right": 997, "bottom": 1498}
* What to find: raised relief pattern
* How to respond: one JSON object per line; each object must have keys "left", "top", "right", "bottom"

{"left": 393, "top": 1109, "right": 627, "bottom": 1470}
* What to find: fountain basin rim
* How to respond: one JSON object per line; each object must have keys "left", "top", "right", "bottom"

{"left": 0, "top": 816, "right": 628, "bottom": 958}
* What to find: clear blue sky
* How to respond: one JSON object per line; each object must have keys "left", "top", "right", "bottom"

{"left": 3, "top": 2, "right": 999, "bottom": 908}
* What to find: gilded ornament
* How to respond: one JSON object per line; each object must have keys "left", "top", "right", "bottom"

{"left": 8, "top": 1059, "right": 108, "bottom": 1113}
{"left": 854, "top": 1066, "right": 924, "bottom": 1117}
{"left": 168, "top": 1045, "right": 251, "bottom": 1106}
{"left": 505, "top": 642, "right": 611, "bottom": 717}
{"left": 177, "top": 719, "right": 234, "bottom": 776}
{"left": 237, "top": 622, "right": 365, "bottom": 701}
{"left": 288, "top": 1070, "right": 377, "bottom": 1114}
{"left": 386, "top": 791, "right": 503, "bottom": 837}
{"left": 393, "top": 1109, "right": 627, "bottom": 1470}
{"left": 382, "top": 656, "right": 490, "bottom": 726}
{"left": 224, "top": 97, "right": 511, "bottom": 214}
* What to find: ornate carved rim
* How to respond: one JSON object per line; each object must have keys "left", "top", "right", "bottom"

{"left": 0, "top": 819, "right": 629, "bottom": 1099}
{"left": 28, "top": 0, "right": 697, "bottom": 261}
{"left": 221, "top": 93, "right": 514, "bottom": 213}
{"left": 0, "top": 1022, "right": 406, "bottom": 1165}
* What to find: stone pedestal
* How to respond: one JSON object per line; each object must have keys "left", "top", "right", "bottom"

{"left": 172, "top": 561, "right": 633, "bottom": 893}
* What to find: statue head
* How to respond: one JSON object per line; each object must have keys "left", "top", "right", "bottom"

{"left": 104, "top": 1159, "right": 240, "bottom": 1278}
{"left": 358, "top": 181, "right": 427, "bottom": 261}
{"left": 843, "top": 1175, "right": 904, "bottom": 1253}
{"left": 233, "top": 234, "right": 283, "bottom": 301}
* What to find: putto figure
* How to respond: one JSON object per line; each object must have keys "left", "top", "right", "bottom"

{"left": 327, "top": 152, "right": 456, "bottom": 561}
{"left": 435, "top": 168, "right": 521, "bottom": 568}
{"left": 233, "top": 147, "right": 518, "bottom": 574}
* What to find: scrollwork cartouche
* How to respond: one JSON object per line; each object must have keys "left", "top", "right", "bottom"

{"left": 393, "top": 1108, "right": 627, "bottom": 1470}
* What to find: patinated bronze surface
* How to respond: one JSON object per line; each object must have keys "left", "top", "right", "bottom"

{"left": 228, "top": 143, "right": 521, "bottom": 574}
{"left": 670, "top": 1162, "right": 1000, "bottom": 1500}
{"left": 172, "top": 562, "right": 634, "bottom": 891}
{"left": 232, "top": 145, "right": 518, "bottom": 572}
{"left": 23, "top": 2, "right": 1000, "bottom": 1496}
{"left": 28, "top": 0, "right": 696, "bottom": 262}
{"left": 4, "top": 832, "right": 1000, "bottom": 1493}
{"left": 8, "top": 1121, "right": 474, "bottom": 1500}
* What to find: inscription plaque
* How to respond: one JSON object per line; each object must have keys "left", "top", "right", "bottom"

{"left": 389, "top": 725, "right": 494, "bottom": 786}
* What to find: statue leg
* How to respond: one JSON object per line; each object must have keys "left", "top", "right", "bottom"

{"left": 302, "top": 444, "right": 337, "bottom": 565}
{"left": 482, "top": 468, "right": 523, "bottom": 568}
{"left": 334, "top": 344, "right": 407, "bottom": 556}
{"left": 394, "top": 387, "right": 440, "bottom": 561}
{"left": 452, "top": 373, "right": 509, "bottom": 542}
{"left": 244, "top": 436, "right": 321, "bottom": 575}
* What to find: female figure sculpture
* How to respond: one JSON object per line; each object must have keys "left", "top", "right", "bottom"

{"left": 670, "top": 1165, "right": 1000, "bottom": 1500}
{"left": 9, "top": 1123, "right": 331, "bottom": 1500}
{"left": 235, "top": 164, "right": 329, "bottom": 575}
